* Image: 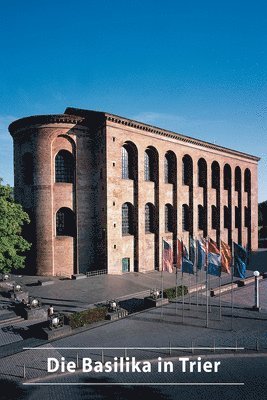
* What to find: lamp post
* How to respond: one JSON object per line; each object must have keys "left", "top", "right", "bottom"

{"left": 252, "top": 270, "right": 260, "bottom": 311}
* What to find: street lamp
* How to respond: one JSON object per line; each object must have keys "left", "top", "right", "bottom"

{"left": 252, "top": 270, "right": 261, "bottom": 311}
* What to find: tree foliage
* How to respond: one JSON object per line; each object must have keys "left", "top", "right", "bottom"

{"left": 0, "top": 179, "right": 31, "bottom": 273}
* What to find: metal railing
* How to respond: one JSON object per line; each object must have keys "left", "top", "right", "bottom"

{"left": 86, "top": 269, "right": 107, "bottom": 277}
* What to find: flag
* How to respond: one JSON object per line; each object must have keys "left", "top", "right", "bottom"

{"left": 197, "top": 237, "right": 207, "bottom": 270}
{"left": 182, "top": 243, "right": 194, "bottom": 274}
{"left": 189, "top": 236, "right": 196, "bottom": 264}
{"left": 233, "top": 242, "right": 247, "bottom": 279}
{"left": 177, "top": 239, "right": 183, "bottom": 269}
{"left": 221, "top": 240, "right": 231, "bottom": 274}
{"left": 207, "top": 238, "right": 221, "bottom": 277}
{"left": 162, "top": 240, "right": 173, "bottom": 273}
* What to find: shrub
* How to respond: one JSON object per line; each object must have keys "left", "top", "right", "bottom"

{"left": 67, "top": 306, "right": 108, "bottom": 329}
{"left": 163, "top": 285, "right": 188, "bottom": 299}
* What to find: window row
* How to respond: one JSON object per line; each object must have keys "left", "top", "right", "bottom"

{"left": 121, "top": 145, "right": 251, "bottom": 192}
{"left": 121, "top": 203, "right": 251, "bottom": 236}
{"left": 54, "top": 204, "right": 250, "bottom": 238}
{"left": 20, "top": 149, "right": 251, "bottom": 193}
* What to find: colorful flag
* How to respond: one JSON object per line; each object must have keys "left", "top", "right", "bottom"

{"left": 189, "top": 236, "right": 196, "bottom": 264}
{"left": 207, "top": 238, "right": 221, "bottom": 277}
{"left": 197, "top": 237, "right": 207, "bottom": 270}
{"left": 182, "top": 243, "right": 194, "bottom": 274}
{"left": 221, "top": 240, "right": 231, "bottom": 274}
{"left": 233, "top": 242, "right": 247, "bottom": 279}
{"left": 177, "top": 239, "right": 183, "bottom": 269}
{"left": 162, "top": 240, "right": 173, "bottom": 273}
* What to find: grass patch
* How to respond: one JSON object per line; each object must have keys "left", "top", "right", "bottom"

{"left": 163, "top": 285, "right": 188, "bottom": 299}
{"left": 67, "top": 306, "right": 108, "bottom": 329}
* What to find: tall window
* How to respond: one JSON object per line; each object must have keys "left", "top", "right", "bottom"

{"left": 165, "top": 204, "right": 173, "bottom": 232}
{"left": 211, "top": 161, "right": 220, "bottom": 189}
{"left": 244, "top": 169, "right": 251, "bottom": 193}
{"left": 145, "top": 203, "right": 155, "bottom": 233}
{"left": 224, "top": 206, "right": 230, "bottom": 229}
{"left": 198, "top": 205, "right": 204, "bottom": 230}
{"left": 122, "top": 147, "right": 129, "bottom": 179}
{"left": 22, "top": 153, "right": 34, "bottom": 185}
{"left": 235, "top": 206, "right": 241, "bottom": 228}
{"left": 55, "top": 150, "right": 74, "bottom": 183}
{"left": 198, "top": 158, "right": 207, "bottom": 187}
{"left": 122, "top": 203, "right": 134, "bottom": 235}
{"left": 144, "top": 149, "right": 156, "bottom": 181}
{"left": 212, "top": 205, "right": 218, "bottom": 229}
{"left": 235, "top": 167, "right": 241, "bottom": 191}
{"left": 56, "top": 208, "right": 75, "bottom": 236}
{"left": 244, "top": 206, "right": 250, "bottom": 228}
{"left": 182, "top": 204, "right": 189, "bottom": 231}
{"left": 164, "top": 152, "right": 176, "bottom": 184}
{"left": 224, "top": 164, "right": 231, "bottom": 190}
{"left": 182, "top": 155, "right": 193, "bottom": 186}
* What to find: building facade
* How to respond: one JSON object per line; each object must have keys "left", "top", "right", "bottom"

{"left": 9, "top": 108, "right": 259, "bottom": 277}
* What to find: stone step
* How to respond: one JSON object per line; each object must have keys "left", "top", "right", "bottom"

{"left": 71, "top": 274, "right": 87, "bottom": 280}
{"left": 0, "top": 315, "right": 24, "bottom": 327}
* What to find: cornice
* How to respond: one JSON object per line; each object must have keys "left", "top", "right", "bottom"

{"left": 104, "top": 114, "right": 260, "bottom": 162}
{"left": 9, "top": 114, "right": 86, "bottom": 135}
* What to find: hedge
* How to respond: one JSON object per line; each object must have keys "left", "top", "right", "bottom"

{"left": 67, "top": 306, "right": 108, "bottom": 329}
{"left": 163, "top": 285, "right": 188, "bottom": 299}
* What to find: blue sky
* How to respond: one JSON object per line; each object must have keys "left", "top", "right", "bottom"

{"left": 0, "top": 0, "right": 266, "bottom": 201}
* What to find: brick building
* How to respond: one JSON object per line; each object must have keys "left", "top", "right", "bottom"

{"left": 9, "top": 108, "right": 259, "bottom": 277}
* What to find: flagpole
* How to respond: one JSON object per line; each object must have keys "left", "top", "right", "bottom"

{"left": 206, "top": 236, "right": 209, "bottom": 328}
{"left": 175, "top": 262, "right": 178, "bottom": 315}
{"left": 161, "top": 237, "right": 164, "bottom": 320}
{"left": 218, "top": 238, "right": 221, "bottom": 321}
{"left": 182, "top": 239, "right": 185, "bottom": 324}
{"left": 231, "top": 240, "right": 234, "bottom": 331}
{"left": 195, "top": 236, "right": 199, "bottom": 308}
{"left": 189, "top": 272, "right": 191, "bottom": 310}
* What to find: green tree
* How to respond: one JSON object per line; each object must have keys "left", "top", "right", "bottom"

{"left": 0, "top": 179, "right": 31, "bottom": 273}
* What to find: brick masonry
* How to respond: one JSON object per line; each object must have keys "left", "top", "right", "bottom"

{"left": 9, "top": 109, "right": 259, "bottom": 277}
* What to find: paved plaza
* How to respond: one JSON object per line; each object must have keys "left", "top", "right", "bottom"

{"left": 0, "top": 249, "right": 266, "bottom": 399}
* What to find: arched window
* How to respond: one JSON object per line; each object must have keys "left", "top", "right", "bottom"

{"left": 182, "top": 155, "right": 193, "bottom": 186}
{"left": 212, "top": 205, "right": 218, "bottom": 229}
{"left": 144, "top": 149, "right": 155, "bottom": 181}
{"left": 122, "top": 145, "right": 135, "bottom": 180}
{"left": 56, "top": 208, "right": 75, "bottom": 236}
{"left": 164, "top": 152, "right": 176, "bottom": 184}
{"left": 55, "top": 150, "right": 74, "bottom": 183}
{"left": 198, "top": 158, "right": 207, "bottom": 188}
{"left": 211, "top": 161, "right": 220, "bottom": 189}
{"left": 235, "top": 166, "right": 241, "bottom": 191}
{"left": 145, "top": 203, "right": 155, "bottom": 233}
{"left": 224, "top": 164, "right": 231, "bottom": 190}
{"left": 122, "top": 147, "right": 129, "bottom": 179}
{"left": 198, "top": 205, "right": 205, "bottom": 230}
{"left": 22, "top": 153, "right": 33, "bottom": 185}
{"left": 244, "top": 169, "right": 251, "bottom": 193}
{"left": 244, "top": 206, "right": 250, "bottom": 228}
{"left": 235, "top": 206, "right": 241, "bottom": 228}
{"left": 122, "top": 202, "right": 134, "bottom": 235}
{"left": 165, "top": 204, "right": 173, "bottom": 232}
{"left": 182, "top": 204, "right": 189, "bottom": 231}
{"left": 224, "top": 206, "right": 230, "bottom": 229}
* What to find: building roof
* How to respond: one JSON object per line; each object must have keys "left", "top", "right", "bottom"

{"left": 66, "top": 107, "right": 261, "bottom": 162}
{"left": 8, "top": 107, "right": 260, "bottom": 162}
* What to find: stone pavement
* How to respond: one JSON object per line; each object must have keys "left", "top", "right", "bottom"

{"left": 9, "top": 268, "right": 255, "bottom": 315}
{"left": 0, "top": 249, "right": 265, "bottom": 352}
{"left": 0, "top": 273, "right": 267, "bottom": 400}
{"left": 0, "top": 251, "right": 266, "bottom": 399}
{"left": 7, "top": 249, "right": 266, "bottom": 315}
